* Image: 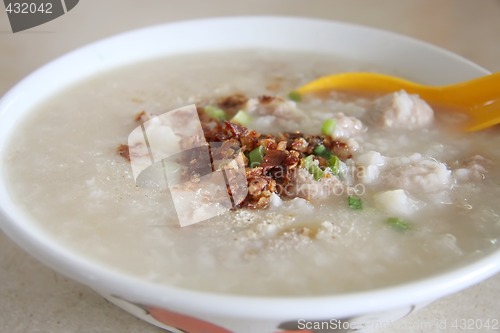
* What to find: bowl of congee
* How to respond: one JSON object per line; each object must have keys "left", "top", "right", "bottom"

{"left": 0, "top": 16, "right": 499, "bottom": 333}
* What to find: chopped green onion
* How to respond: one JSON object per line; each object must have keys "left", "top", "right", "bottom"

{"left": 321, "top": 118, "right": 336, "bottom": 136}
{"left": 347, "top": 196, "right": 362, "bottom": 210}
{"left": 204, "top": 105, "right": 226, "bottom": 121}
{"left": 249, "top": 145, "right": 265, "bottom": 167}
{"left": 288, "top": 91, "right": 302, "bottom": 102}
{"left": 328, "top": 155, "right": 341, "bottom": 175}
{"left": 302, "top": 155, "right": 325, "bottom": 181}
{"left": 314, "top": 145, "right": 341, "bottom": 176}
{"left": 313, "top": 144, "right": 332, "bottom": 159}
{"left": 230, "top": 110, "right": 252, "bottom": 126}
{"left": 386, "top": 217, "right": 411, "bottom": 231}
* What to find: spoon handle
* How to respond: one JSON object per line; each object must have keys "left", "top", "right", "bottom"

{"left": 429, "top": 72, "right": 500, "bottom": 108}
{"left": 296, "top": 72, "right": 500, "bottom": 110}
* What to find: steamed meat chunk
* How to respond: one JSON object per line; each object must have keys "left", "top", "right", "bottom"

{"left": 370, "top": 90, "right": 434, "bottom": 129}
{"left": 331, "top": 112, "right": 366, "bottom": 139}
{"left": 355, "top": 152, "right": 452, "bottom": 194}
{"left": 246, "top": 96, "right": 301, "bottom": 118}
{"left": 452, "top": 155, "right": 489, "bottom": 182}
{"left": 246, "top": 96, "right": 306, "bottom": 133}
{"left": 386, "top": 154, "right": 452, "bottom": 193}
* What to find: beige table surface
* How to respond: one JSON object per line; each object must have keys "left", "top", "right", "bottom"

{"left": 1, "top": 1, "right": 499, "bottom": 332}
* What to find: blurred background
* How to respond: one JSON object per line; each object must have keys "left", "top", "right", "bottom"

{"left": 1, "top": 1, "right": 499, "bottom": 332}
{"left": 1, "top": 0, "right": 500, "bottom": 94}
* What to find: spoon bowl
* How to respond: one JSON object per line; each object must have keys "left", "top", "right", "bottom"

{"left": 295, "top": 72, "right": 500, "bottom": 131}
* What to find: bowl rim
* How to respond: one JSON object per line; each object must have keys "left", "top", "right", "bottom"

{"left": 0, "top": 15, "right": 498, "bottom": 319}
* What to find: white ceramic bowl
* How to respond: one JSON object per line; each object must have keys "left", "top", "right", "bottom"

{"left": 0, "top": 16, "right": 499, "bottom": 333}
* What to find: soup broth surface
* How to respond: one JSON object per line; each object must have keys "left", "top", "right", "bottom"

{"left": 4, "top": 50, "right": 500, "bottom": 296}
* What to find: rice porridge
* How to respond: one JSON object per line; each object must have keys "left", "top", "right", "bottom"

{"left": 3, "top": 50, "right": 500, "bottom": 296}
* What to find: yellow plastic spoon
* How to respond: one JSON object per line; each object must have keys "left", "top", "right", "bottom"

{"left": 295, "top": 72, "right": 500, "bottom": 132}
